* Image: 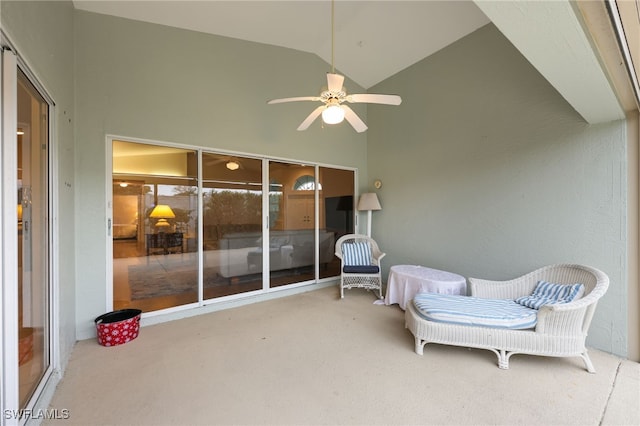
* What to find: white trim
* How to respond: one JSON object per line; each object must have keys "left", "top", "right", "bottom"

{"left": 262, "top": 158, "right": 269, "bottom": 291}
{"left": 606, "top": 0, "right": 640, "bottom": 110}
{"left": 197, "top": 150, "right": 204, "bottom": 303}
{"left": 1, "top": 45, "right": 19, "bottom": 426}
{"left": 105, "top": 139, "right": 114, "bottom": 311}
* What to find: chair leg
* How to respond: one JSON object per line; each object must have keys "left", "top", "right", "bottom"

{"left": 581, "top": 351, "right": 596, "bottom": 373}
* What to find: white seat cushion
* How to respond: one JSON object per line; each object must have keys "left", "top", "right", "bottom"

{"left": 413, "top": 293, "right": 537, "bottom": 330}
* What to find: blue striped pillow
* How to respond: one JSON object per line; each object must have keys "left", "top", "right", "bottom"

{"left": 342, "top": 242, "right": 372, "bottom": 266}
{"left": 515, "top": 280, "right": 584, "bottom": 310}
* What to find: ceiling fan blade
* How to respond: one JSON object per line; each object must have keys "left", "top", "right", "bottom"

{"left": 346, "top": 93, "right": 402, "bottom": 105}
{"left": 326, "top": 73, "right": 344, "bottom": 92}
{"left": 297, "top": 106, "right": 325, "bottom": 131}
{"left": 342, "top": 105, "right": 368, "bottom": 133}
{"left": 268, "top": 96, "right": 321, "bottom": 104}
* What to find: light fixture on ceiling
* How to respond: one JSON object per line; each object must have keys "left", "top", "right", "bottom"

{"left": 267, "top": 0, "right": 401, "bottom": 133}
{"left": 17, "top": 128, "right": 24, "bottom": 135}
{"left": 321, "top": 103, "right": 345, "bottom": 124}
{"left": 226, "top": 161, "right": 240, "bottom": 171}
{"left": 119, "top": 182, "right": 129, "bottom": 188}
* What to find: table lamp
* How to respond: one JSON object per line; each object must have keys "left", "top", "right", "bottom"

{"left": 149, "top": 204, "right": 175, "bottom": 232}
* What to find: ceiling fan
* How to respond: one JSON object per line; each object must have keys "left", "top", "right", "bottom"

{"left": 267, "top": 0, "right": 401, "bottom": 133}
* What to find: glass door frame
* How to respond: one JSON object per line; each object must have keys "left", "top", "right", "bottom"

{"left": 1, "top": 37, "right": 58, "bottom": 424}
{"left": 106, "top": 136, "right": 357, "bottom": 316}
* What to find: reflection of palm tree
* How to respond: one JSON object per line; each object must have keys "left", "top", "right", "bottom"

{"left": 172, "top": 208, "right": 192, "bottom": 233}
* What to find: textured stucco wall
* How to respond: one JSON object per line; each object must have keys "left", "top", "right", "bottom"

{"left": 368, "top": 24, "right": 628, "bottom": 356}
{"left": 2, "top": 0, "right": 77, "bottom": 368}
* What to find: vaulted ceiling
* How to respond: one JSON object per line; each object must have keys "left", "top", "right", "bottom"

{"left": 73, "top": 0, "right": 631, "bottom": 124}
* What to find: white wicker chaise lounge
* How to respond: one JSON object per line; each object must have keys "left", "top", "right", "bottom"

{"left": 405, "top": 264, "right": 609, "bottom": 372}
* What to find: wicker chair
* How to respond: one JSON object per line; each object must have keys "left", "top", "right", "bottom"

{"left": 405, "top": 264, "right": 609, "bottom": 372}
{"left": 335, "top": 234, "right": 386, "bottom": 299}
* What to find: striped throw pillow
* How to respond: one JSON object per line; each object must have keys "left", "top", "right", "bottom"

{"left": 342, "top": 242, "right": 372, "bottom": 266}
{"left": 515, "top": 280, "right": 584, "bottom": 310}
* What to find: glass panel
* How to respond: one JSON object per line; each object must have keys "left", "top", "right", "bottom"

{"left": 112, "top": 141, "right": 198, "bottom": 312}
{"left": 319, "top": 167, "right": 354, "bottom": 279}
{"left": 202, "top": 153, "right": 263, "bottom": 297}
{"left": 17, "top": 70, "right": 50, "bottom": 408}
{"left": 268, "top": 162, "right": 317, "bottom": 287}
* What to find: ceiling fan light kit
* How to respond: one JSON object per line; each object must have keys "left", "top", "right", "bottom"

{"left": 267, "top": 0, "right": 401, "bottom": 133}
{"left": 322, "top": 104, "right": 345, "bottom": 124}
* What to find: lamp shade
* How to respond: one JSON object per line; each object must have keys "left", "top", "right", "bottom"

{"left": 357, "top": 193, "right": 381, "bottom": 211}
{"left": 149, "top": 204, "right": 175, "bottom": 219}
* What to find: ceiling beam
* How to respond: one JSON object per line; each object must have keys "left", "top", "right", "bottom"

{"left": 474, "top": 0, "right": 625, "bottom": 124}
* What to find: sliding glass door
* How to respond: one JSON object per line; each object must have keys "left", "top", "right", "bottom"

{"left": 112, "top": 141, "right": 198, "bottom": 312}
{"left": 111, "top": 138, "right": 355, "bottom": 313}
{"left": 202, "top": 153, "right": 263, "bottom": 297}
{"left": 268, "top": 162, "right": 318, "bottom": 287}
{"left": 2, "top": 45, "right": 54, "bottom": 420}
{"left": 318, "top": 166, "right": 354, "bottom": 279}
{"left": 17, "top": 67, "right": 51, "bottom": 411}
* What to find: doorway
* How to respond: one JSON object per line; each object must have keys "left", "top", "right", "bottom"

{"left": 17, "top": 66, "right": 51, "bottom": 410}
{"left": 1, "top": 44, "right": 54, "bottom": 421}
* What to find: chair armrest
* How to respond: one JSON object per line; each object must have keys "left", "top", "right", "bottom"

{"left": 535, "top": 302, "right": 591, "bottom": 335}
{"left": 373, "top": 252, "right": 386, "bottom": 265}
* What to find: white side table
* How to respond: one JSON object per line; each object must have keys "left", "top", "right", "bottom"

{"left": 384, "top": 265, "right": 466, "bottom": 310}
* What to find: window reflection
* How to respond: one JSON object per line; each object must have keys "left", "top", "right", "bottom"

{"left": 112, "top": 141, "right": 355, "bottom": 312}
{"left": 112, "top": 141, "right": 198, "bottom": 312}
{"left": 202, "top": 153, "right": 263, "bottom": 297}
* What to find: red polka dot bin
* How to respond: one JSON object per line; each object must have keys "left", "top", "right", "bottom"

{"left": 94, "top": 309, "right": 142, "bottom": 347}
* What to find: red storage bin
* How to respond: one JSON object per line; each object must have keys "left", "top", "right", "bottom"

{"left": 94, "top": 309, "right": 142, "bottom": 347}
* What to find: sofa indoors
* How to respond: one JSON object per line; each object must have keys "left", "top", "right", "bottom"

{"left": 217, "top": 229, "right": 335, "bottom": 278}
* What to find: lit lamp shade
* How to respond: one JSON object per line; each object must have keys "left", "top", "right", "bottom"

{"left": 357, "top": 193, "right": 382, "bottom": 211}
{"left": 150, "top": 204, "right": 175, "bottom": 229}
{"left": 17, "top": 204, "right": 23, "bottom": 222}
{"left": 149, "top": 204, "right": 175, "bottom": 219}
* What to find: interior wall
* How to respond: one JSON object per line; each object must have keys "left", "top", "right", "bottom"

{"left": 1, "top": 0, "right": 76, "bottom": 368}
{"left": 74, "top": 10, "right": 368, "bottom": 339}
{"left": 367, "top": 24, "right": 628, "bottom": 357}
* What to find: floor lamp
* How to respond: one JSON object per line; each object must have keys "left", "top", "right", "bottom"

{"left": 357, "top": 193, "right": 381, "bottom": 237}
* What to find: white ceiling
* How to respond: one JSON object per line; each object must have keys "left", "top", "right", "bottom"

{"left": 73, "top": 0, "right": 490, "bottom": 89}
